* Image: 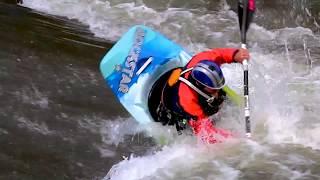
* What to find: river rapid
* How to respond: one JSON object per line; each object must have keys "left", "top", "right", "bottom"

{"left": 1, "top": 0, "right": 320, "bottom": 179}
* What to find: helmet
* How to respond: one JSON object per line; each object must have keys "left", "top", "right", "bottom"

{"left": 191, "top": 60, "right": 225, "bottom": 90}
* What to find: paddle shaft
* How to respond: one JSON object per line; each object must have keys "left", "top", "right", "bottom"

{"left": 242, "top": 44, "right": 251, "bottom": 138}
{"left": 239, "top": 0, "right": 252, "bottom": 138}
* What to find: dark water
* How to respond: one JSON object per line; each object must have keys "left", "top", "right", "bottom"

{"left": 0, "top": 2, "right": 151, "bottom": 179}
{"left": 1, "top": 0, "right": 320, "bottom": 179}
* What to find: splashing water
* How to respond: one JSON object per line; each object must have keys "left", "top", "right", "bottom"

{"left": 22, "top": 0, "right": 320, "bottom": 179}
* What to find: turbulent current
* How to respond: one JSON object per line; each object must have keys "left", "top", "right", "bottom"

{"left": 1, "top": 0, "right": 320, "bottom": 179}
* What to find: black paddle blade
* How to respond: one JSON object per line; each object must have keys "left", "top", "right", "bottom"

{"left": 238, "top": 0, "right": 255, "bottom": 43}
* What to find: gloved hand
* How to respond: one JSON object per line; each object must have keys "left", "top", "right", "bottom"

{"left": 188, "top": 118, "right": 232, "bottom": 144}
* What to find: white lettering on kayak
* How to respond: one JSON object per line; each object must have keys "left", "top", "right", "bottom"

{"left": 117, "top": 28, "right": 145, "bottom": 93}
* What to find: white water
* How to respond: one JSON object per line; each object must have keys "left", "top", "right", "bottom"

{"left": 22, "top": 0, "right": 320, "bottom": 179}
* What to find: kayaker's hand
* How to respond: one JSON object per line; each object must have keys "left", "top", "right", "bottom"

{"left": 234, "top": 48, "right": 250, "bottom": 63}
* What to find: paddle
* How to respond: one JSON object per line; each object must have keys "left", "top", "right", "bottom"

{"left": 237, "top": 0, "right": 255, "bottom": 138}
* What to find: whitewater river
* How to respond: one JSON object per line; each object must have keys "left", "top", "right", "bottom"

{"left": 1, "top": 0, "right": 320, "bottom": 179}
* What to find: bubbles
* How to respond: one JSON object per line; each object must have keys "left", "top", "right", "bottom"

{"left": 104, "top": 140, "right": 242, "bottom": 180}
{"left": 14, "top": 83, "right": 49, "bottom": 109}
{"left": 99, "top": 117, "right": 142, "bottom": 146}
{"left": 16, "top": 116, "right": 54, "bottom": 135}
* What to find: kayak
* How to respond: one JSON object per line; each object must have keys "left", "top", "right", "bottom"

{"left": 99, "top": 25, "right": 192, "bottom": 124}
